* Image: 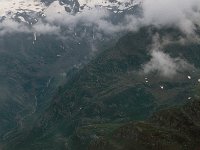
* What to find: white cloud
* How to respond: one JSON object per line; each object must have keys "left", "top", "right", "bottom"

{"left": 0, "top": 19, "right": 30, "bottom": 35}
{"left": 142, "top": 35, "right": 194, "bottom": 77}
{"left": 143, "top": 50, "right": 192, "bottom": 77}
{"left": 0, "top": 0, "right": 199, "bottom": 77}
{"left": 1, "top": 0, "right": 200, "bottom": 38}
{"left": 141, "top": 0, "right": 200, "bottom": 34}
{"left": 32, "top": 21, "right": 60, "bottom": 35}
{"left": 44, "top": 1, "right": 113, "bottom": 30}
{"left": 0, "top": 19, "right": 60, "bottom": 36}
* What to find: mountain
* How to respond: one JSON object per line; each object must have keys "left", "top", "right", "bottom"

{"left": 43, "top": 0, "right": 141, "bottom": 13}
{"left": 0, "top": 0, "right": 141, "bottom": 23}
{"left": 86, "top": 98, "right": 200, "bottom": 150}
{"left": 3, "top": 27, "right": 200, "bottom": 150}
{"left": 0, "top": 0, "right": 143, "bottom": 140}
{"left": 1, "top": 1, "right": 200, "bottom": 150}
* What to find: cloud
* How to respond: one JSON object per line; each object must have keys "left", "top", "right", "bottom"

{"left": 0, "top": 18, "right": 60, "bottom": 36}
{"left": 1, "top": 0, "right": 200, "bottom": 38}
{"left": 142, "top": 35, "right": 194, "bottom": 77}
{"left": 0, "top": 19, "right": 30, "bottom": 35}
{"left": 32, "top": 21, "right": 60, "bottom": 35}
{"left": 141, "top": 0, "right": 200, "bottom": 34}
{"left": 143, "top": 50, "right": 193, "bottom": 77}
{"left": 0, "top": 0, "right": 199, "bottom": 77}
{"left": 0, "top": 1, "right": 119, "bottom": 36}
{"left": 43, "top": 1, "right": 120, "bottom": 34}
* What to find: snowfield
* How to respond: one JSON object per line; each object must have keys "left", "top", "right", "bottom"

{"left": 0, "top": 0, "right": 140, "bottom": 18}
{"left": 0, "top": 0, "right": 45, "bottom": 16}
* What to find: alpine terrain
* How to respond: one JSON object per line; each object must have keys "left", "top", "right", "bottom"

{"left": 0, "top": 0, "right": 200, "bottom": 150}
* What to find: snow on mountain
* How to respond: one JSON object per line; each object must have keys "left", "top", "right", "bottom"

{"left": 0, "top": 0, "right": 45, "bottom": 24}
{"left": 0, "top": 0, "right": 45, "bottom": 16}
{"left": 0, "top": 0, "right": 142, "bottom": 38}
{"left": 0, "top": 0, "right": 140, "bottom": 23}
{"left": 78, "top": 0, "right": 141, "bottom": 10}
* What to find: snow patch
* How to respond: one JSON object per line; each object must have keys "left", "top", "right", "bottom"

{"left": 0, "top": 0, "right": 45, "bottom": 17}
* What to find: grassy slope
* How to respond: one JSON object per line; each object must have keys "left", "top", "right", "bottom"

{"left": 4, "top": 27, "right": 200, "bottom": 150}
{"left": 87, "top": 98, "right": 200, "bottom": 150}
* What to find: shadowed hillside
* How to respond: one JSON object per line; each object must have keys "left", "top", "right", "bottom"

{"left": 3, "top": 27, "right": 200, "bottom": 150}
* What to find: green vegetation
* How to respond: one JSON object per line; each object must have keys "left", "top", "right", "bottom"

{"left": 3, "top": 27, "right": 200, "bottom": 150}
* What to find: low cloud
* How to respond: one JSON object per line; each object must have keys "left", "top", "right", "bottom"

{"left": 0, "top": 19, "right": 30, "bottom": 36}
{"left": 143, "top": 50, "right": 193, "bottom": 77}
{"left": 32, "top": 21, "right": 60, "bottom": 35}
{"left": 1, "top": 0, "right": 200, "bottom": 37}
{"left": 141, "top": 0, "right": 200, "bottom": 35}
{"left": 142, "top": 35, "right": 194, "bottom": 77}
{"left": 44, "top": 1, "right": 123, "bottom": 34}
{"left": 0, "top": 0, "right": 199, "bottom": 78}
{"left": 0, "top": 18, "right": 60, "bottom": 36}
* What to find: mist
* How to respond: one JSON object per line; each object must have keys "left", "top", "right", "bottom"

{"left": 1, "top": 0, "right": 200, "bottom": 36}
{"left": 141, "top": 0, "right": 200, "bottom": 35}
{"left": 0, "top": 0, "right": 200, "bottom": 78}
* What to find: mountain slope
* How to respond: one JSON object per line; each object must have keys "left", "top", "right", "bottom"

{"left": 4, "top": 27, "right": 200, "bottom": 150}
{"left": 0, "top": 0, "right": 143, "bottom": 146}
{"left": 87, "top": 98, "right": 200, "bottom": 150}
